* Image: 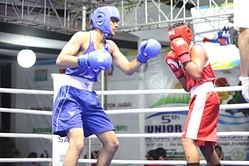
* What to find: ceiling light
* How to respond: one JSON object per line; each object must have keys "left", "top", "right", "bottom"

{"left": 17, "top": 49, "right": 36, "bottom": 68}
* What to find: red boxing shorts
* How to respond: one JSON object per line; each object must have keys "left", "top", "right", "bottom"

{"left": 182, "top": 82, "right": 220, "bottom": 146}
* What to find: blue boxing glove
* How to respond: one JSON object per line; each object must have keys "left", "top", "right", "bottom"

{"left": 78, "top": 49, "right": 112, "bottom": 70}
{"left": 137, "top": 39, "right": 161, "bottom": 64}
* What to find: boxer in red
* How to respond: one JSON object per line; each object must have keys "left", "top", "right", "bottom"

{"left": 165, "top": 23, "right": 221, "bottom": 166}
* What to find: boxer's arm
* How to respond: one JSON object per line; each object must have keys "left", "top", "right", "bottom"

{"left": 164, "top": 51, "right": 184, "bottom": 79}
{"left": 108, "top": 40, "right": 141, "bottom": 75}
{"left": 183, "top": 44, "right": 207, "bottom": 80}
{"left": 56, "top": 31, "right": 88, "bottom": 67}
{"left": 109, "top": 39, "right": 161, "bottom": 75}
{"left": 178, "top": 76, "right": 188, "bottom": 92}
{"left": 164, "top": 51, "right": 188, "bottom": 91}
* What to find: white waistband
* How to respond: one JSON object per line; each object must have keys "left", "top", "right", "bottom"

{"left": 190, "top": 81, "right": 215, "bottom": 97}
{"left": 51, "top": 73, "right": 93, "bottom": 92}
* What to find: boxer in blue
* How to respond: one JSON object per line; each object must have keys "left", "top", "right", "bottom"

{"left": 52, "top": 5, "right": 161, "bottom": 166}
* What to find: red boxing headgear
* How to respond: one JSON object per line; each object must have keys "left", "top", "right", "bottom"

{"left": 168, "top": 24, "right": 193, "bottom": 44}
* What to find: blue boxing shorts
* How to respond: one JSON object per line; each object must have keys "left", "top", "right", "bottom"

{"left": 52, "top": 85, "right": 114, "bottom": 137}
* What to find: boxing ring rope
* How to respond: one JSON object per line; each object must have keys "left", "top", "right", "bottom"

{"left": 0, "top": 86, "right": 249, "bottom": 165}
{"left": 0, "top": 158, "right": 248, "bottom": 165}
{"left": 1, "top": 131, "right": 249, "bottom": 140}
{"left": 0, "top": 85, "right": 243, "bottom": 95}
{"left": 1, "top": 103, "right": 249, "bottom": 115}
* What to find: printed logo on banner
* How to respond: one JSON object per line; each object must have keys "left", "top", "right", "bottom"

{"left": 53, "top": 135, "right": 69, "bottom": 166}
{"left": 145, "top": 111, "right": 187, "bottom": 133}
{"left": 144, "top": 104, "right": 188, "bottom": 160}
{"left": 57, "top": 136, "right": 69, "bottom": 143}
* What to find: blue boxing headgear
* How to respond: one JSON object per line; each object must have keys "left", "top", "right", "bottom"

{"left": 90, "top": 6, "right": 120, "bottom": 37}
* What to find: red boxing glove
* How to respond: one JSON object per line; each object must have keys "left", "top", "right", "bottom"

{"left": 170, "top": 37, "right": 191, "bottom": 64}
{"left": 165, "top": 51, "right": 184, "bottom": 79}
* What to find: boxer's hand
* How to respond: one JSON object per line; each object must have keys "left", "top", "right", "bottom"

{"left": 78, "top": 50, "right": 112, "bottom": 71}
{"left": 239, "top": 76, "right": 249, "bottom": 102}
{"left": 165, "top": 51, "right": 184, "bottom": 79}
{"left": 137, "top": 39, "right": 161, "bottom": 64}
{"left": 170, "top": 37, "right": 191, "bottom": 65}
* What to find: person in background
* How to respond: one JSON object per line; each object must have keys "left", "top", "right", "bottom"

{"left": 214, "top": 145, "right": 224, "bottom": 160}
{"left": 164, "top": 22, "right": 221, "bottom": 166}
{"left": 234, "top": 0, "right": 249, "bottom": 103}
{"left": 145, "top": 148, "right": 174, "bottom": 166}
{"left": 27, "top": 152, "right": 41, "bottom": 166}
{"left": 52, "top": 5, "right": 161, "bottom": 166}
{"left": 155, "top": 147, "right": 167, "bottom": 160}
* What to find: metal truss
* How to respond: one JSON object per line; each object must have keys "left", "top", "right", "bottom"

{"left": 0, "top": 0, "right": 234, "bottom": 34}
{"left": 118, "top": 0, "right": 234, "bottom": 32}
